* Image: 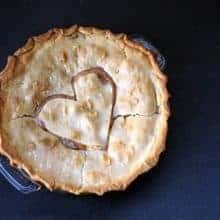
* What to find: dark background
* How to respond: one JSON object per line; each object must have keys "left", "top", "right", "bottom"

{"left": 0, "top": 0, "right": 220, "bottom": 219}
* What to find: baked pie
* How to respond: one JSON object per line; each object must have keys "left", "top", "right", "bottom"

{"left": 0, "top": 26, "right": 169, "bottom": 195}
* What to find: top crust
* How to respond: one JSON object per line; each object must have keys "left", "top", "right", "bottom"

{"left": 0, "top": 25, "right": 169, "bottom": 195}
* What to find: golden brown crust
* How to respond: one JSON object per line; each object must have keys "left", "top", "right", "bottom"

{"left": 0, "top": 25, "right": 170, "bottom": 195}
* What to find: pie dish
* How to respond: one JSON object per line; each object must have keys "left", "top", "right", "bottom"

{"left": 0, "top": 25, "right": 169, "bottom": 195}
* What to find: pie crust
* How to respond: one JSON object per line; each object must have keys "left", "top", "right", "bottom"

{"left": 0, "top": 25, "right": 170, "bottom": 195}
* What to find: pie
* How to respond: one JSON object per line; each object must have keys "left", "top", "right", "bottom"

{"left": 0, "top": 25, "right": 169, "bottom": 195}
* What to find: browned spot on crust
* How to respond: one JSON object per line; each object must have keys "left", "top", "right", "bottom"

{"left": 100, "top": 154, "right": 111, "bottom": 166}
{"left": 40, "top": 137, "right": 58, "bottom": 149}
{"left": 74, "top": 154, "right": 84, "bottom": 167}
{"left": 71, "top": 130, "right": 81, "bottom": 140}
{"left": 85, "top": 170, "right": 108, "bottom": 183}
{"left": 27, "top": 142, "right": 36, "bottom": 151}
{"left": 60, "top": 50, "right": 68, "bottom": 63}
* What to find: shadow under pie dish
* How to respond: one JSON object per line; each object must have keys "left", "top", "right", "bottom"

{"left": 0, "top": 25, "right": 170, "bottom": 195}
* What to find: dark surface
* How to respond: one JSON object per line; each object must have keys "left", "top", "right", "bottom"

{"left": 0, "top": 0, "right": 220, "bottom": 219}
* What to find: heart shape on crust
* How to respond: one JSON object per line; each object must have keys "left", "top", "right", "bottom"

{"left": 35, "top": 68, "right": 116, "bottom": 150}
